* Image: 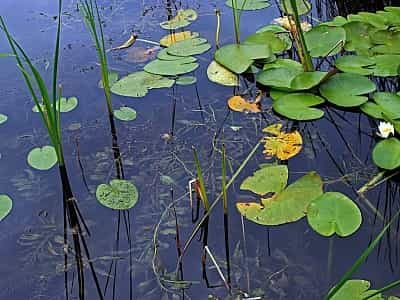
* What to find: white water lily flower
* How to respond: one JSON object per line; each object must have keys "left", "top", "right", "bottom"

{"left": 272, "top": 16, "right": 312, "bottom": 32}
{"left": 377, "top": 121, "right": 395, "bottom": 138}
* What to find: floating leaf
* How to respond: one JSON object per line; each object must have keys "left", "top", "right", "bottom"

{"left": 372, "top": 92, "right": 400, "bottom": 119}
{"left": 27, "top": 146, "right": 58, "bottom": 170}
{"left": 0, "top": 113, "right": 8, "bottom": 125}
{"left": 237, "top": 172, "right": 323, "bottom": 225}
{"left": 305, "top": 25, "right": 346, "bottom": 57}
{"left": 111, "top": 71, "right": 175, "bottom": 97}
{"left": 207, "top": 60, "right": 239, "bottom": 86}
{"left": 262, "top": 125, "right": 303, "bottom": 160}
{"left": 176, "top": 76, "right": 197, "bottom": 85}
{"left": 335, "top": 55, "right": 375, "bottom": 75}
{"left": 227, "top": 95, "right": 261, "bottom": 113}
{"left": 96, "top": 179, "right": 139, "bottom": 210}
{"left": 244, "top": 31, "right": 287, "bottom": 53}
{"left": 159, "top": 31, "right": 199, "bottom": 47}
{"left": 373, "top": 54, "right": 400, "bottom": 76}
{"left": 144, "top": 59, "right": 199, "bottom": 76}
{"left": 57, "top": 97, "right": 78, "bottom": 113}
{"left": 290, "top": 71, "right": 328, "bottom": 90}
{"left": 98, "top": 71, "right": 119, "bottom": 88}
{"left": 0, "top": 194, "right": 12, "bottom": 222}
{"left": 167, "top": 38, "right": 211, "bottom": 57}
{"left": 257, "top": 67, "right": 302, "bottom": 90}
{"left": 159, "top": 9, "right": 198, "bottom": 30}
{"left": 273, "top": 93, "right": 325, "bottom": 121}
{"left": 240, "top": 164, "right": 288, "bottom": 195}
{"left": 307, "top": 192, "right": 362, "bottom": 237}
{"left": 319, "top": 73, "right": 376, "bottom": 107}
{"left": 329, "top": 280, "right": 383, "bottom": 300}
{"left": 343, "top": 21, "right": 374, "bottom": 55}
{"left": 256, "top": 24, "right": 292, "bottom": 50}
{"left": 280, "top": 0, "right": 311, "bottom": 15}
{"left": 372, "top": 137, "right": 400, "bottom": 170}
{"left": 225, "top": 0, "right": 270, "bottom": 10}
{"left": 215, "top": 44, "right": 272, "bottom": 74}
{"left": 113, "top": 106, "right": 137, "bottom": 121}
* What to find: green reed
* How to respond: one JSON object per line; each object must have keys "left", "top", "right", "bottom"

{"left": 325, "top": 208, "right": 400, "bottom": 299}
{"left": 79, "top": 0, "right": 113, "bottom": 114}
{"left": 221, "top": 144, "right": 231, "bottom": 287}
{"left": 0, "top": 1, "right": 64, "bottom": 165}
{"left": 287, "top": 0, "right": 314, "bottom": 71}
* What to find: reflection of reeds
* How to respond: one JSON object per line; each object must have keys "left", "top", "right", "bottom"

{"left": 0, "top": 1, "right": 103, "bottom": 299}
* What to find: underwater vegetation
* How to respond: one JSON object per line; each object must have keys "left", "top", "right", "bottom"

{"left": 2, "top": 0, "right": 400, "bottom": 299}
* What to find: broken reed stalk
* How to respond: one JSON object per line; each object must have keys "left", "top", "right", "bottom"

{"left": 192, "top": 147, "right": 211, "bottom": 281}
{"left": 221, "top": 144, "right": 232, "bottom": 288}
{"left": 0, "top": 2, "right": 104, "bottom": 299}
{"left": 176, "top": 141, "right": 261, "bottom": 275}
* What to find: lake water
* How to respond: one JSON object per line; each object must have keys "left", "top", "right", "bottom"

{"left": 0, "top": 0, "right": 399, "bottom": 299}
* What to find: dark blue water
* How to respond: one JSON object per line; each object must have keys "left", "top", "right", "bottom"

{"left": 0, "top": 0, "right": 399, "bottom": 299}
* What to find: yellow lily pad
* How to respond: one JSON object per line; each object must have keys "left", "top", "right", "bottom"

{"left": 159, "top": 31, "right": 199, "bottom": 47}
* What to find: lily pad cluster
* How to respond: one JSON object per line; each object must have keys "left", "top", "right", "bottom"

{"left": 237, "top": 164, "right": 362, "bottom": 237}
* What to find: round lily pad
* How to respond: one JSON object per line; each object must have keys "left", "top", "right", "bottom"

{"left": 319, "top": 73, "right": 376, "bottom": 107}
{"left": 307, "top": 192, "right": 362, "bottom": 237}
{"left": 167, "top": 38, "right": 211, "bottom": 57}
{"left": 237, "top": 172, "right": 323, "bottom": 225}
{"left": 257, "top": 67, "right": 302, "bottom": 90}
{"left": 305, "top": 25, "right": 346, "bottom": 57}
{"left": 372, "top": 137, "right": 400, "bottom": 170}
{"left": 58, "top": 97, "right": 78, "bottom": 113}
{"left": 27, "top": 146, "right": 58, "bottom": 170}
{"left": 290, "top": 71, "right": 328, "bottom": 90}
{"left": 113, "top": 106, "right": 137, "bottom": 121}
{"left": 0, "top": 113, "right": 8, "bottom": 125}
{"left": 335, "top": 55, "right": 375, "bottom": 75}
{"left": 159, "top": 9, "right": 198, "bottom": 30}
{"left": 0, "top": 194, "right": 12, "bottom": 222}
{"left": 244, "top": 31, "right": 287, "bottom": 53}
{"left": 225, "top": 0, "right": 270, "bottom": 10}
{"left": 144, "top": 59, "right": 199, "bottom": 76}
{"left": 98, "top": 71, "right": 119, "bottom": 88}
{"left": 272, "top": 93, "right": 325, "bottom": 121}
{"left": 96, "top": 179, "right": 139, "bottom": 210}
{"left": 207, "top": 60, "right": 239, "bottom": 86}
{"left": 329, "top": 279, "right": 383, "bottom": 300}
{"left": 176, "top": 76, "right": 197, "bottom": 85}
{"left": 240, "top": 164, "right": 288, "bottom": 195}
{"left": 280, "top": 0, "right": 311, "bottom": 15}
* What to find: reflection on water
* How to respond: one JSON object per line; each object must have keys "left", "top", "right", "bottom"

{"left": 1, "top": 0, "right": 400, "bottom": 299}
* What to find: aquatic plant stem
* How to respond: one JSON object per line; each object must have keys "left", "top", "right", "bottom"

{"left": 176, "top": 141, "right": 261, "bottom": 274}
{"left": 363, "top": 278, "right": 400, "bottom": 299}
{"left": 222, "top": 144, "right": 231, "bottom": 288}
{"left": 231, "top": 0, "right": 241, "bottom": 43}
{"left": 287, "top": 0, "right": 313, "bottom": 71}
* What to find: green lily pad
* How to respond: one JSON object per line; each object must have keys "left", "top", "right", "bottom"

{"left": 373, "top": 55, "right": 400, "bottom": 76}
{"left": 244, "top": 31, "right": 287, "bottom": 53}
{"left": 256, "top": 25, "right": 292, "bottom": 51}
{"left": 237, "top": 172, "right": 323, "bottom": 225}
{"left": 307, "top": 192, "right": 362, "bottom": 237}
{"left": 360, "top": 102, "right": 385, "bottom": 119}
{"left": 225, "top": 0, "right": 270, "bottom": 10}
{"left": 269, "top": 89, "right": 290, "bottom": 101}
{"left": 257, "top": 67, "right": 302, "bottom": 90}
{"left": 329, "top": 280, "right": 383, "bottom": 300}
{"left": 371, "top": 29, "right": 400, "bottom": 54}
{"left": 343, "top": 21, "right": 374, "bottom": 55}
{"left": 273, "top": 93, "right": 325, "bottom": 121}
{"left": 372, "top": 137, "right": 400, "bottom": 170}
{"left": 167, "top": 38, "right": 211, "bottom": 57}
{"left": 96, "top": 179, "right": 139, "bottom": 210}
{"left": 290, "top": 71, "right": 328, "bottom": 90}
{"left": 144, "top": 59, "right": 199, "bottom": 76}
{"left": 0, "top": 194, "right": 12, "bottom": 222}
{"left": 0, "top": 113, "right": 8, "bottom": 125}
{"left": 113, "top": 106, "right": 137, "bottom": 121}
{"left": 98, "top": 71, "right": 119, "bottom": 88}
{"left": 57, "top": 97, "right": 78, "bottom": 113}
{"left": 319, "top": 73, "right": 376, "bottom": 107}
{"left": 372, "top": 92, "right": 400, "bottom": 119}
{"left": 206, "top": 60, "right": 239, "bottom": 86}
{"left": 335, "top": 55, "right": 375, "bottom": 75}
{"left": 305, "top": 25, "right": 346, "bottom": 57}
{"left": 240, "top": 164, "right": 288, "bottom": 196}
{"left": 157, "top": 48, "right": 197, "bottom": 61}
{"left": 111, "top": 71, "right": 175, "bottom": 97}
{"left": 215, "top": 44, "right": 272, "bottom": 74}
{"left": 280, "top": 0, "right": 311, "bottom": 15}
{"left": 159, "top": 9, "right": 197, "bottom": 30}
{"left": 176, "top": 76, "right": 197, "bottom": 85}
{"left": 27, "top": 146, "right": 58, "bottom": 170}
